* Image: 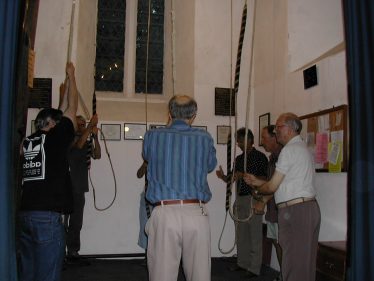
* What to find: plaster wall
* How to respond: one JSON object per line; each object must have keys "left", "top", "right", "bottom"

{"left": 29, "top": 0, "right": 348, "bottom": 266}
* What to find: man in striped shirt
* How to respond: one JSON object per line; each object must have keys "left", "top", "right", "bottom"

{"left": 142, "top": 95, "right": 217, "bottom": 281}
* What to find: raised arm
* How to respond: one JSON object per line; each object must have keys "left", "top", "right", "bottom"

{"left": 64, "top": 62, "right": 78, "bottom": 130}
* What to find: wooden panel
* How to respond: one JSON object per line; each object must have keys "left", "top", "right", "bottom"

{"left": 316, "top": 241, "right": 346, "bottom": 281}
{"left": 299, "top": 105, "right": 348, "bottom": 172}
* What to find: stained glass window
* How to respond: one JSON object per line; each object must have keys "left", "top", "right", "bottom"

{"left": 95, "top": 0, "right": 126, "bottom": 92}
{"left": 95, "top": 0, "right": 165, "bottom": 94}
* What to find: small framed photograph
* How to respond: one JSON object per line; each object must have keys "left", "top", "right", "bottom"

{"left": 124, "top": 123, "right": 147, "bottom": 140}
{"left": 193, "top": 125, "right": 207, "bottom": 131}
{"left": 217, "top": 125, "right": 231, "bottom": 145}
{"left": 149, "top": 124, "right": 166, "bottom": 130}
{"left": 258, "top": 113, "right": 270, "bottom": 146}
{"left": 100, "top": 124, "right": 121, "bottom": 141}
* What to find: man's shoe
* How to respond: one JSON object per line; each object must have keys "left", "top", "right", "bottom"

{"left": 244, "top": 271, "right": 259, "bottom": 278}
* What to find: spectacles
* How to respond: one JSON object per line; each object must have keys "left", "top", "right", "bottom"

{"left": 274, "top": 124, "right": 288, "bottom": 133}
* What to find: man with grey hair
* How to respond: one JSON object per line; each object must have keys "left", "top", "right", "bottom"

{"left": 143, "top": 95, "right": 217, "bottom": 281}
{"left": 244, "top": 113, "right": 321, "bottom": 281}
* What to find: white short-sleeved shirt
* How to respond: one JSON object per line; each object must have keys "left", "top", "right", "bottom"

{"left": 274, "top": 135, "right": 316, "bottom": 204}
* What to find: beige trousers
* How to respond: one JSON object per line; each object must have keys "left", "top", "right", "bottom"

{"left": 145, "top": 203, "right": 211, "bottom": 281}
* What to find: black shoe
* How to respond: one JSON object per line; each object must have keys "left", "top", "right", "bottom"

{"left": 244, "top": 271, "right": 259, "bottom": 278}
{"left": 67, "top": 251, "right": 80, "bottom": 259}
{"left": 66, "top": 257, "right": 91, "bottom": 266}
{"left": 228, "top": 264, "right": 246, "bottom": 272}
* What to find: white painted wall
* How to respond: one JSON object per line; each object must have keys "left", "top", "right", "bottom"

{"left": 252, "top": 0, "right": 348, "bottom": 270}
{"left": 30, "top": 0, "right": 348, "bottom": 267}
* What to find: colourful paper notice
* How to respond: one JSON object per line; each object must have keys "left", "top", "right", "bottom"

{"left": 315, "top": 132, "right": 329, "bottom": 164}
{"left": 328, "top": 142, "right": 342, "bottom": 172}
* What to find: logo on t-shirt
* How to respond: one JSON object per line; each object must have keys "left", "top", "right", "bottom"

{"left": 22, "top": 134, "right": 46, "bottom": 181}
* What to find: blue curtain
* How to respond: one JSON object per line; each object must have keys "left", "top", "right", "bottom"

{"left": 343, "top": 0, "right": 374, "bottom": 280}
{"left": 0, "top": 1, "right": 22, "bottom": 281}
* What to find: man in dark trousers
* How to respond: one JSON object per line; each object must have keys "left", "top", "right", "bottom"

{"left": 255, "top": 125, "right": 283, "bottom": 281}
{"left": 66, "top": 114, "right": 101, "bottom": 259}
{"left": 19, "top": 62, "right": 78, "bottom": 281}
{"left": 244, "top": 113, "right": 321, "bottom": 281}
{"left": 216, "top": 128, "right": 268, "bottom": 278}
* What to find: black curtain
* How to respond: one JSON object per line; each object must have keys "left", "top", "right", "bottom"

{"left": 0, "top": 1, "right": 23, "bottom": 280}
{"left": 343, "top": 0, "right": 374, "bottom": 280}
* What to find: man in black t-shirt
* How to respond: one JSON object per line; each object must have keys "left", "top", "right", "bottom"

{"left": 216, "top": 128, "right": 268, "bottom": 278}
{"left": 19, "top": 62, "right": 78, "bottom": 281}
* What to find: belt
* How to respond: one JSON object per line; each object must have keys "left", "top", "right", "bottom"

{"left": 154, "top": 199, "right": 205, "bottom": 206}
{"left": 277, "top": 197, "right": 316, "bottom": 208}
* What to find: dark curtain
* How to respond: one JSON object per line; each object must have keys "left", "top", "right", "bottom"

{"left": 0, "top": 1, "right": 23, "bottom": 281}
{"left": 343, "top": 0, "right": 374, "bottom": 280}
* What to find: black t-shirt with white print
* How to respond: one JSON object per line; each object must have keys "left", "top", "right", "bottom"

{"left": 21, "top": 117, "right": 75, "bottom": 213}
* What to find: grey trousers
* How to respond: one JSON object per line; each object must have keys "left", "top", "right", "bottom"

{"left": 234, "top": 195, "right": 263, "bottom": 275}
{"left": 146, "top": 203, "right": 211, "bottom": 281}
{"left": 278, "top": 200, "right": 321, "bottom": 281}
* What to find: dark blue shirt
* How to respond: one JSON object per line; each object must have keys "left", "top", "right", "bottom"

{"left": 235, "top": 147, "right": 268, "bottom": 196}
{"left": 143, "top": 120, "right": 217, "bottom": 203}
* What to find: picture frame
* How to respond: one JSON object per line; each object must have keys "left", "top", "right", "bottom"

{"left": 149, "top": 124, "right": 166, "bottom": 130}
{"left": 100, "top": 124, "right": 121, "bottom": 141}
{"left": 124, "top": 123, "right": 147, "bottom": 140}
{"left": 217, "top": 125, "right": 231, "bottom": 145}
{"left": 193, "top": 125, "right": 207, "bottom": 131}
{"left": 258, "top": 113, "right": 270, "bottom": 146}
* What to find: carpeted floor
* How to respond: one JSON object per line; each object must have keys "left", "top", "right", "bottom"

{"left": 62, "top": 257, "right": 280, "bottom": 281}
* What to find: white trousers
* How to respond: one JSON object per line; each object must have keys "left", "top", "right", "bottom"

{"left": 145, "top": 203, "right": 211, "bottom": 281}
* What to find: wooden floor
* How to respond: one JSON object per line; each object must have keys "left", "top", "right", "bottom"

{"left": 62, "top": 257, "right": 279, "bottom": 281}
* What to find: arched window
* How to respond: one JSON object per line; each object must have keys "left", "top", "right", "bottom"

{"left": 95, "top": 0, "right": 165, "bottom": 95}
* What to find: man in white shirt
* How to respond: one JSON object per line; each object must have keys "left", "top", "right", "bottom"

{"left": 244, "top": 112, "right": 321, "bottom": 281}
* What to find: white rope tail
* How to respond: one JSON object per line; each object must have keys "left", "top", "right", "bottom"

{"left": 170, "top": 0, "right": 176, "bottom": 96}
{"left": 230, "top": 0, "right": 258, "bottom": 224}
{"left": 218, "top": 0, "right": 258, "bottom": 255}
{"left": 67, "top": 0, "right": 90, "bottom": 120}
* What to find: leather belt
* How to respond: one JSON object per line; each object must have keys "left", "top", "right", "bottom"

{"left": 154, "top": 199, "right": 204, "bottom": 206}
{"left": 277, "top": 197, "right": 316, "bottom": 209}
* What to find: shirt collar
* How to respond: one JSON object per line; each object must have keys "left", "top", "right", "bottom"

{"left": 170, "top": 119, "right": 191, "bottom": 130}
{"left": 287, "top": 135, "right": 302, "bottom": 145}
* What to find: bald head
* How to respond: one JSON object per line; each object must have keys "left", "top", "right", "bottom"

{"left": 168, "top": 95, "right": 197, "bottom": 120}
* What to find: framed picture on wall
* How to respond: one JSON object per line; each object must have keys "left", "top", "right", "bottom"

{"left": 258, "top": 113, "right": 270, "bottom": 146}
{"left": 100, "top": 124, "right": 121, "bottom": 141}
{"left": 149, "top": 124, "right": 166, "bottom": 130}
{"left": 124, "top": 123, "right": 147, "bottom": 140}
{"left": 217, "top": 125, "right": 231, "bottom": 145}
{"left": 193, "top": 125, "right": 207, "bottom": 131}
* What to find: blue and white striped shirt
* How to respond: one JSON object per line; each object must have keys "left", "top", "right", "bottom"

{"left": 143, "top": 120, "right": 217, "bottom": 203}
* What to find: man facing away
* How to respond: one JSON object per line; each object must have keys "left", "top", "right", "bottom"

{"left": 244, "top": 113, "right": 321, "bottom": 281}
{"left": 19, "top": 62, "right": 78, "bottom": 281}
{"left": 66, "top": 114, "right": 101, "bottom": 259}
{"left": 142, "top": 95, "right": 217, "bottom": 281}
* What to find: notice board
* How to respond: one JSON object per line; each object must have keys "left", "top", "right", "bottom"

{"left": 299, "top": 105, "right": 348, "bottom": 172}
